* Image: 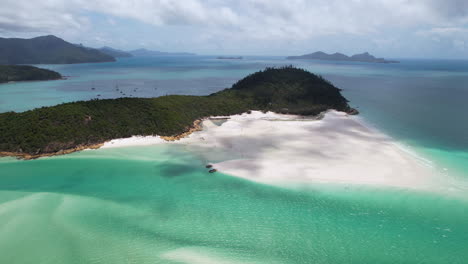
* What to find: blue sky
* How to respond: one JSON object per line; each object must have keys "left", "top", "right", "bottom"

{"left": 0, "top": 0, "right": 467, "bottom": 58}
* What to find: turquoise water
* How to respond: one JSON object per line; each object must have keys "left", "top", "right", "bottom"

{"left": 0, "top": 146, "right": 467, "bottom": 263}
{"left": 1, "top": 56, "right": 466, "bottom": 176}
{"left": 1, "top": 56, "right": 468, "bottom": 263}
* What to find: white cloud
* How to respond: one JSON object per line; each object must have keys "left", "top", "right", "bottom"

{"left": 2, "top": 0, "right": 466, "bottom": 37}
{"left": 417, "top": 26, "right": 468, "bottom": 52}
{"left": 419, "top": 27, "right": 468, "bottom": 36}
{"left": 0, "top": 0, "right": 89, "bottom": 33}
{"left": 453, "top": 39, "right": 466, "bottom": 50}
{"left": 0, "top": 0, "right": 467, "bottom": 56}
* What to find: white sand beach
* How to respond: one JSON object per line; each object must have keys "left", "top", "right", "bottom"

{"left": 101, "top": 111, "right": 443, "bottom": 191}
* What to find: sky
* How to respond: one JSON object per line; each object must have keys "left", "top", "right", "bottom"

{"left": 0, "top": 0, "right": 467, "bottom": 58}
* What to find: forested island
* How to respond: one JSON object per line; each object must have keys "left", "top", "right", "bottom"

{"left": 287, "top": 51, "right": 398, "bottom": 63}
{"left": 0, "top": 65, "right": 62, "bottom": 83}
{"left": 0, "top": 35, "right": 115, "bottom": 64}
{"left": 0, "top": 67, "right": 357, "bottom": 159}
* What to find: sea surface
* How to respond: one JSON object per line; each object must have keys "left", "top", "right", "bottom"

{"left": 0, "top": 56, "right": 467, "bottom": 263}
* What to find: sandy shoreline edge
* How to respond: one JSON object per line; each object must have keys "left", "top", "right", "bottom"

{"left": 0, "top": 119, "right": 204, "bottom": 160}
{"left": 2, "top": 110, "right": 457, "bottom": 194}
{"left": 95, "top": 110, "right": 451, "bottom": 191}
{"left": 0, "top": 144, "right": 105, "bottom": 160}
{"left": 0, "top": 111, "right": 320, "bottom": 160}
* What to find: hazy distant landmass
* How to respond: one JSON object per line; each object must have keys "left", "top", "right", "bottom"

{"left": 217, "top": 56, "right": 243, "bottom": 60}
{"left": 98, "top": 46, "right": 133, "bottom": 58}
{"left": 0, "top": 66, "right": 356, "bottom": 158}
{"left": 0, "top": 35, "right": 115, "bottom": 64}
{"left": 129, "top": 48, "right": 196, "bottom": 57}
{"left": 287, "top": 51, "right": 399, "bottom": 63}
{"left": 0, "top": 65, "right": 62, "bottom": 83}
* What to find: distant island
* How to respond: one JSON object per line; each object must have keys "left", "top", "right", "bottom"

{"left": 217, "top": 56, "right": 243, "bottom": 60}
{"left": 0, "top": 65, "right": 62, "bottom": 83}
{"left": 0, "top": 66, "right": 356, "bottom": 159}
{"left": 98, "top": 46, "right": 133, "bottom": 58}
{"left": 287, "top": 51, "right": 399, "bottom": 63}
{"left": 129, "top": 48, "right": 196, "bottom": 57}
{"left": 0, "top": 35, "right": 115, "bottom": 64}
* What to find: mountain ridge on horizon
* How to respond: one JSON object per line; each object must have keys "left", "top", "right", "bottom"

{"left": 128, "top": 48, "right": 196, "bottom": 57}
{"left": 98, "top": 46, "right": 132, "bottom": 58}
{"left": 287, "top": 51, "right": 399, "bottom": 63}
{"left": 0, "top": 35, "right": 115, "bottom": 64}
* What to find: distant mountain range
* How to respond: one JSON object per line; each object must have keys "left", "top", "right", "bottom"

{"left": 98, "top": 46, "right": 133, "bottom": 58}
{"left": 217, "top": 56, "right": 243, "bottom": 60}
{"left": 0, "top": 35, "right": 199, "bottom": 64}
{"left": 100, "top": 47, "right": 196, "bottom": 58}
{"left": 0, "top": 35, "right": 115, "bottom": 64}
{"left": 287, "top": 52, "right": 398, "bottom": 63}
{"left": 129, "top": 48, "right": 196, "bottom": 57}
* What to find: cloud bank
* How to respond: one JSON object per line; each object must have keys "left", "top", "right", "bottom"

{"left": 0, "top": 0, "right": 467, "bottom": 57}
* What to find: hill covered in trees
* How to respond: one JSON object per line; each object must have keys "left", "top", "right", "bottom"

{"left": 0, "top": 35, "right": 115, "bottom": 64}
{"left": 0, "top": 67, "right": 357, "bottom": 158}
{"left": 217, "top": 66, "right": 353, "bottom": 115}
{"left": 0, "top": 65, "right": 62, "bottom": 83}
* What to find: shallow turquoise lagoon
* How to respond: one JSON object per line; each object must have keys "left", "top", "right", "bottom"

{"left": 0, "top": 146, "right": 467, "bottom": 263}
{"left": 1, "top": 56, "right": 467, "bottom": 263}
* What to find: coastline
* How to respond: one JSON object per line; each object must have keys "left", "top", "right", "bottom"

{"left": 1, "top": 110, "right": 458, "bottom": 194}
{"left": 0, "top": 110, "right": 326, "bottom": 160}
{"left": 0, "top": 120, "right": 204, "bottom": 160}
{"left": 0, "top": 77, "right": 66, "bottom": 85}
{"left": 0, "top": 143, "right": 104, "bottom": 160}
{"left": 351, "top": 115, "right": 467, "bottom": 190}
{"left": 97, "top": 110, "right": 454, "bottom": 192}
{"left": 160, "top": 120, "right": 203, "bottom": 141}
{"left": 207, "top": 111, "right": 440, "bottom": 190}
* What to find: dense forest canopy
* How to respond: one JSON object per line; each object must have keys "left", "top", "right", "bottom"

{"left": 0, "top": 65, "right": 62, "bottom": 83}
{"left": 0, "top": 66, "right": 356, "bottom": 157}
{"left": 222, "top": 66, "right": 350, "bottom": 115}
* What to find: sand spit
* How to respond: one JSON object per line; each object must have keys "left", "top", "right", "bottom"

{"left": 1, "top": 109, "right": 447, "bottom": 191}
{"left": 100, "top": 110, "right": 446, "bottom": 191}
